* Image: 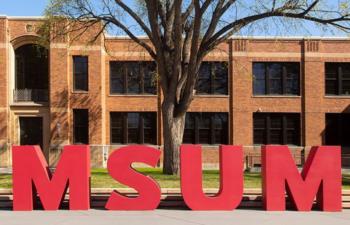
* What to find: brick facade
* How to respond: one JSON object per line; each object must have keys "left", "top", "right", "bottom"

{"left": 1, "top": 16, "right": 350, "bottom": 168}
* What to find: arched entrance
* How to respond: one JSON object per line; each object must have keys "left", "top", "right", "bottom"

{"left": 14, "top": 44, "right": 49, "bottom": 103}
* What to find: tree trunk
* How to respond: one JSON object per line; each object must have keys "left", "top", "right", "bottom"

{"left": 162, "top": 101, "right": 186, "bottom": 175}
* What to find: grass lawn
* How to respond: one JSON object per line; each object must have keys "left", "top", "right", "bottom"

{"left": 0, "top": 168, "right": 349, "bottom": 189}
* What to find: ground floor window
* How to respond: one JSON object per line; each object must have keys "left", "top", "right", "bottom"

{"left": 110, "top": 112, "right": 157, "bottom": 145}
{"left": 183, "top": 112, "right": 228, "bottom": 145}
{"left": 325, "top": 113, "right": 350, "bottom": 146}
{"left": 253, "top": 113, "right": 300, "bottom": 145}
{"left": 19, "top": 117, "right": 43, "bottom": 149}
{"left": 73, "top": 109, "right": 89, "bottom": 144}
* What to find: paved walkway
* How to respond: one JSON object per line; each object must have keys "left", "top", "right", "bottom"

{"left": 0, "top": 209, "right": 349, "bottom": 225}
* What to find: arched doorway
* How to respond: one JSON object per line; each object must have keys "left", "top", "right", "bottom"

{"left": 14, "top": 44, "right": 49, "bottom": 103}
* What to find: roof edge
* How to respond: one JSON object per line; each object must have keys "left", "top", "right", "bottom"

{"left": 105, "top": 35, "right": 350, "bottom": 41}
{"left": 0, "top": 15, "right": 45, "bottom": 20}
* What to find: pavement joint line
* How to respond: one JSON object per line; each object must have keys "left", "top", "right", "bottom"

{"left": 155, "top": 212, "right": 209, "bottom": 225}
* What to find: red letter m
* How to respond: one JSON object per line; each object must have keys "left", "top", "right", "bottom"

{"left": 262, "top": 146, "right": 342, "bottom": 211}
{"left": 12, "top": 145, "right": 90, "bottom": 211}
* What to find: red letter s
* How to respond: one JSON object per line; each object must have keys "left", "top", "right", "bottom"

{"left": 105, "top": 145, "right": 161, "bottom": 210}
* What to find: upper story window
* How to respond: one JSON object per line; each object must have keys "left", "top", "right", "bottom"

{"left": 73, "top": 56, "right": 89, "bottom": 92}
{"left": 253, "top": 113, "right": 300, "bottom": 146}
{"left": 110, "top": 61, "right": 157, "bottom": 95}
{"left": 196, "top": 62, "right": 228, "bottom": 95}
{"left": 183, "top": 112, "right": 228, "bottom": 145}
{"left": 110, "top": 112, "right": 157, "bottom": 145}
{"left": 253, "top": 62, "right": 300, "bottom": 96}
{"left": 73, "top": 109, "right": 89, "bottom": 144}
{"left": 325, "top": 63, "right": 350, "bottom": 95}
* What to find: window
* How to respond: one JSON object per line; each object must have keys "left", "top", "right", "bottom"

{"left": 325, "top": 63, "right": 350, "bottom": 95}
{"left": 73, "top": 109, "right": 89, "bottom": 144}
{"left": 253, "top": 113, "right": 300, "bottom": 145}
{"left": 196, "top": 62, "right": 228, "bottom": 95}
{"left": 183, "top": 113, "right": 228, "bottom": 145}
{"left": 325, "top": 113, "right": 350, "bottom": 146}
{"left": 110, "top": 112, "right": 157, "bottom": 144}
{"left": 73, "top": 56, "right": 88, "bottom": 91}
{"left": 110, "top": 62, "right": 157, "bottom": 94}
{"left": 253, "top": 62, "right": 300, "bottom": 95}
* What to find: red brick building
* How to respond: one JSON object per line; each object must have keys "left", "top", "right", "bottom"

{"left": 1, "top": 16, "right": 350, "bottom": 168}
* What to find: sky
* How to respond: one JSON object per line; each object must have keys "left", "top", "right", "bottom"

{"left": 0, "top": 0, "right": 349, "bottom": 37}
{"left": 0, "top": 0, "right": 49, "bottom": 16}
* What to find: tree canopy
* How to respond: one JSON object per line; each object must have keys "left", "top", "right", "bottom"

{"left": 43, "top": 0, "right": 350, "bottom": 174}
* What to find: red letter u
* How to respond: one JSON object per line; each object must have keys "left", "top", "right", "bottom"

{"left": 180, "top": 145, "right": 243, "bottom": 210}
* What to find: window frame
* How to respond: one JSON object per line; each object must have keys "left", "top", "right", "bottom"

{"left": 325, "top": 63, "right": 350, "bottom": 96}
{"left": 109, "top": 61, "right": 157, "bottom": 95}
{"left": 253, "top": 62, "right": 300, "bottom": 96}
{"left": 325, "top": 113, "right": 350, "bottom": 147}
{"left": 253, "top": 113, "right": 301, "bottom": 146}
{"left": 183, "top": 112, "right": 229, "bottom": 145}
{"left": 72, "top": 56, "right": 89, "bottom": 92}
{"left": 110, "top": 112, "right": 157, "bottom": 145}
{"left": 196, "top": 62, "right": 229, "bottom": 95}
{"left": 73, "top": 109, "right": 89, "bottom": 144}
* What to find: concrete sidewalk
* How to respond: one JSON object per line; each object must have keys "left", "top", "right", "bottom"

{"left": 0, "top": 209, "right": 349, "bottom": 225}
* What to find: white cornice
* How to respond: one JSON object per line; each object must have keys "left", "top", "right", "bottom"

{"left": 1, "top": 15, "right": 45, "bottom": 20}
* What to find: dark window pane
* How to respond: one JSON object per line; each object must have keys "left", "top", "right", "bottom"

{"left": 325, "top": 113, "right": 350, "bottom": 147}
{"left": 127, "top": 113, "right": 140, "bottom": 143}
{"left": 253, "top": 114, "right": 266, "bottom": 144}
{"left": 286, "top": 116, "right": 299, "bottom": 129}
{"left": 253, "top": 116, "right": 265, "bottom": 129}
{"left": 254, "top": 80, "right": 266, "bottom": 95}
{"left": 110, "top": 112, "right": 157, "bottom": 144}
{"left": 269, "top": 78, "right": 283, "bottom": 94}
{"left": 270, "top": 130, "right": 283, "bottom": 144}
{"left": 325, "top": 63, "right": 350, "bottom": 96}
{"left": 110, "top": 113, "right": 124, "bottom": 144}
{"left": 253, "top": 62, "right": 299, "bottom": 95}
{"left": 326, "top": 64, "right": 338, "bottom": 79}
{"left": 198, "top": 113, "right": 211, "bottom": 144}
{"left": 143, "top": 113, "right": 157, "bottom": 144}
{"left": 213, "top": 114, "right": 228, "bottom": 144}
{"left": 342, "top": 64, "right": 350, "bottom": 78}
{"left": 197, "top": 63, "right": 211, "bottom": 94}
{"left": 270, "top": 116, "right": 282, "bottom": 129}
{"left": 73, "top": 109, "right": 89, "bottom": 144}
{"left": 342, "top": 116, "right": 350, "bottom": 146}
{"left": 269, "top": 63, "right": 282, "bottom": 79}
{"left": 183, "top": 114, "right": 195, "bottom": 144}
{"left": 253, "top": 113, "right": 300, "bottom": 145}
{"left": 127, "top": 63, "right": 141, "bottom": 94}
{"left": 342, "top": 80, "right": 350, "bottom": 95}
{"left": 213, "top": 63, "right": 228, "bottom": 94}
{"left": 286, "top": 130, "right": 299, "bottom": 145}
{"left": 254, "top": 130, "right": 265, "bottom": 144}
{"left": 326, "top": 80, "right": 338, "bottom": 95}
{"left": 253, "top": 63, "right": 266, "bottom": 95}
{"left": 110, "top": 62, "right": 157, "bottom": 94}
{"left": 110, "top": 62, "right": 124, "bottom": 93}
{"left": 184, "top": 112, "right": 228, "bottom": 145}
{"left": 253, "top": 63, "right": 266, "bottom": 79}
{"left": 73, "top": 56, "right": 88, "bottom": 91}
{"left": 143, "top": 62, "right": 157, "bottom": 94}
{"left": 15, "top": 44, "right": 49, "bottom": 91}
{"left": 285, "top": 63, "right": 300, "bottom": 95}
{"left": 196, "top": 62, "right": 228, "bottom": 95}
{"left": 285, "top": 79, "right": 299, "bottom": 95}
